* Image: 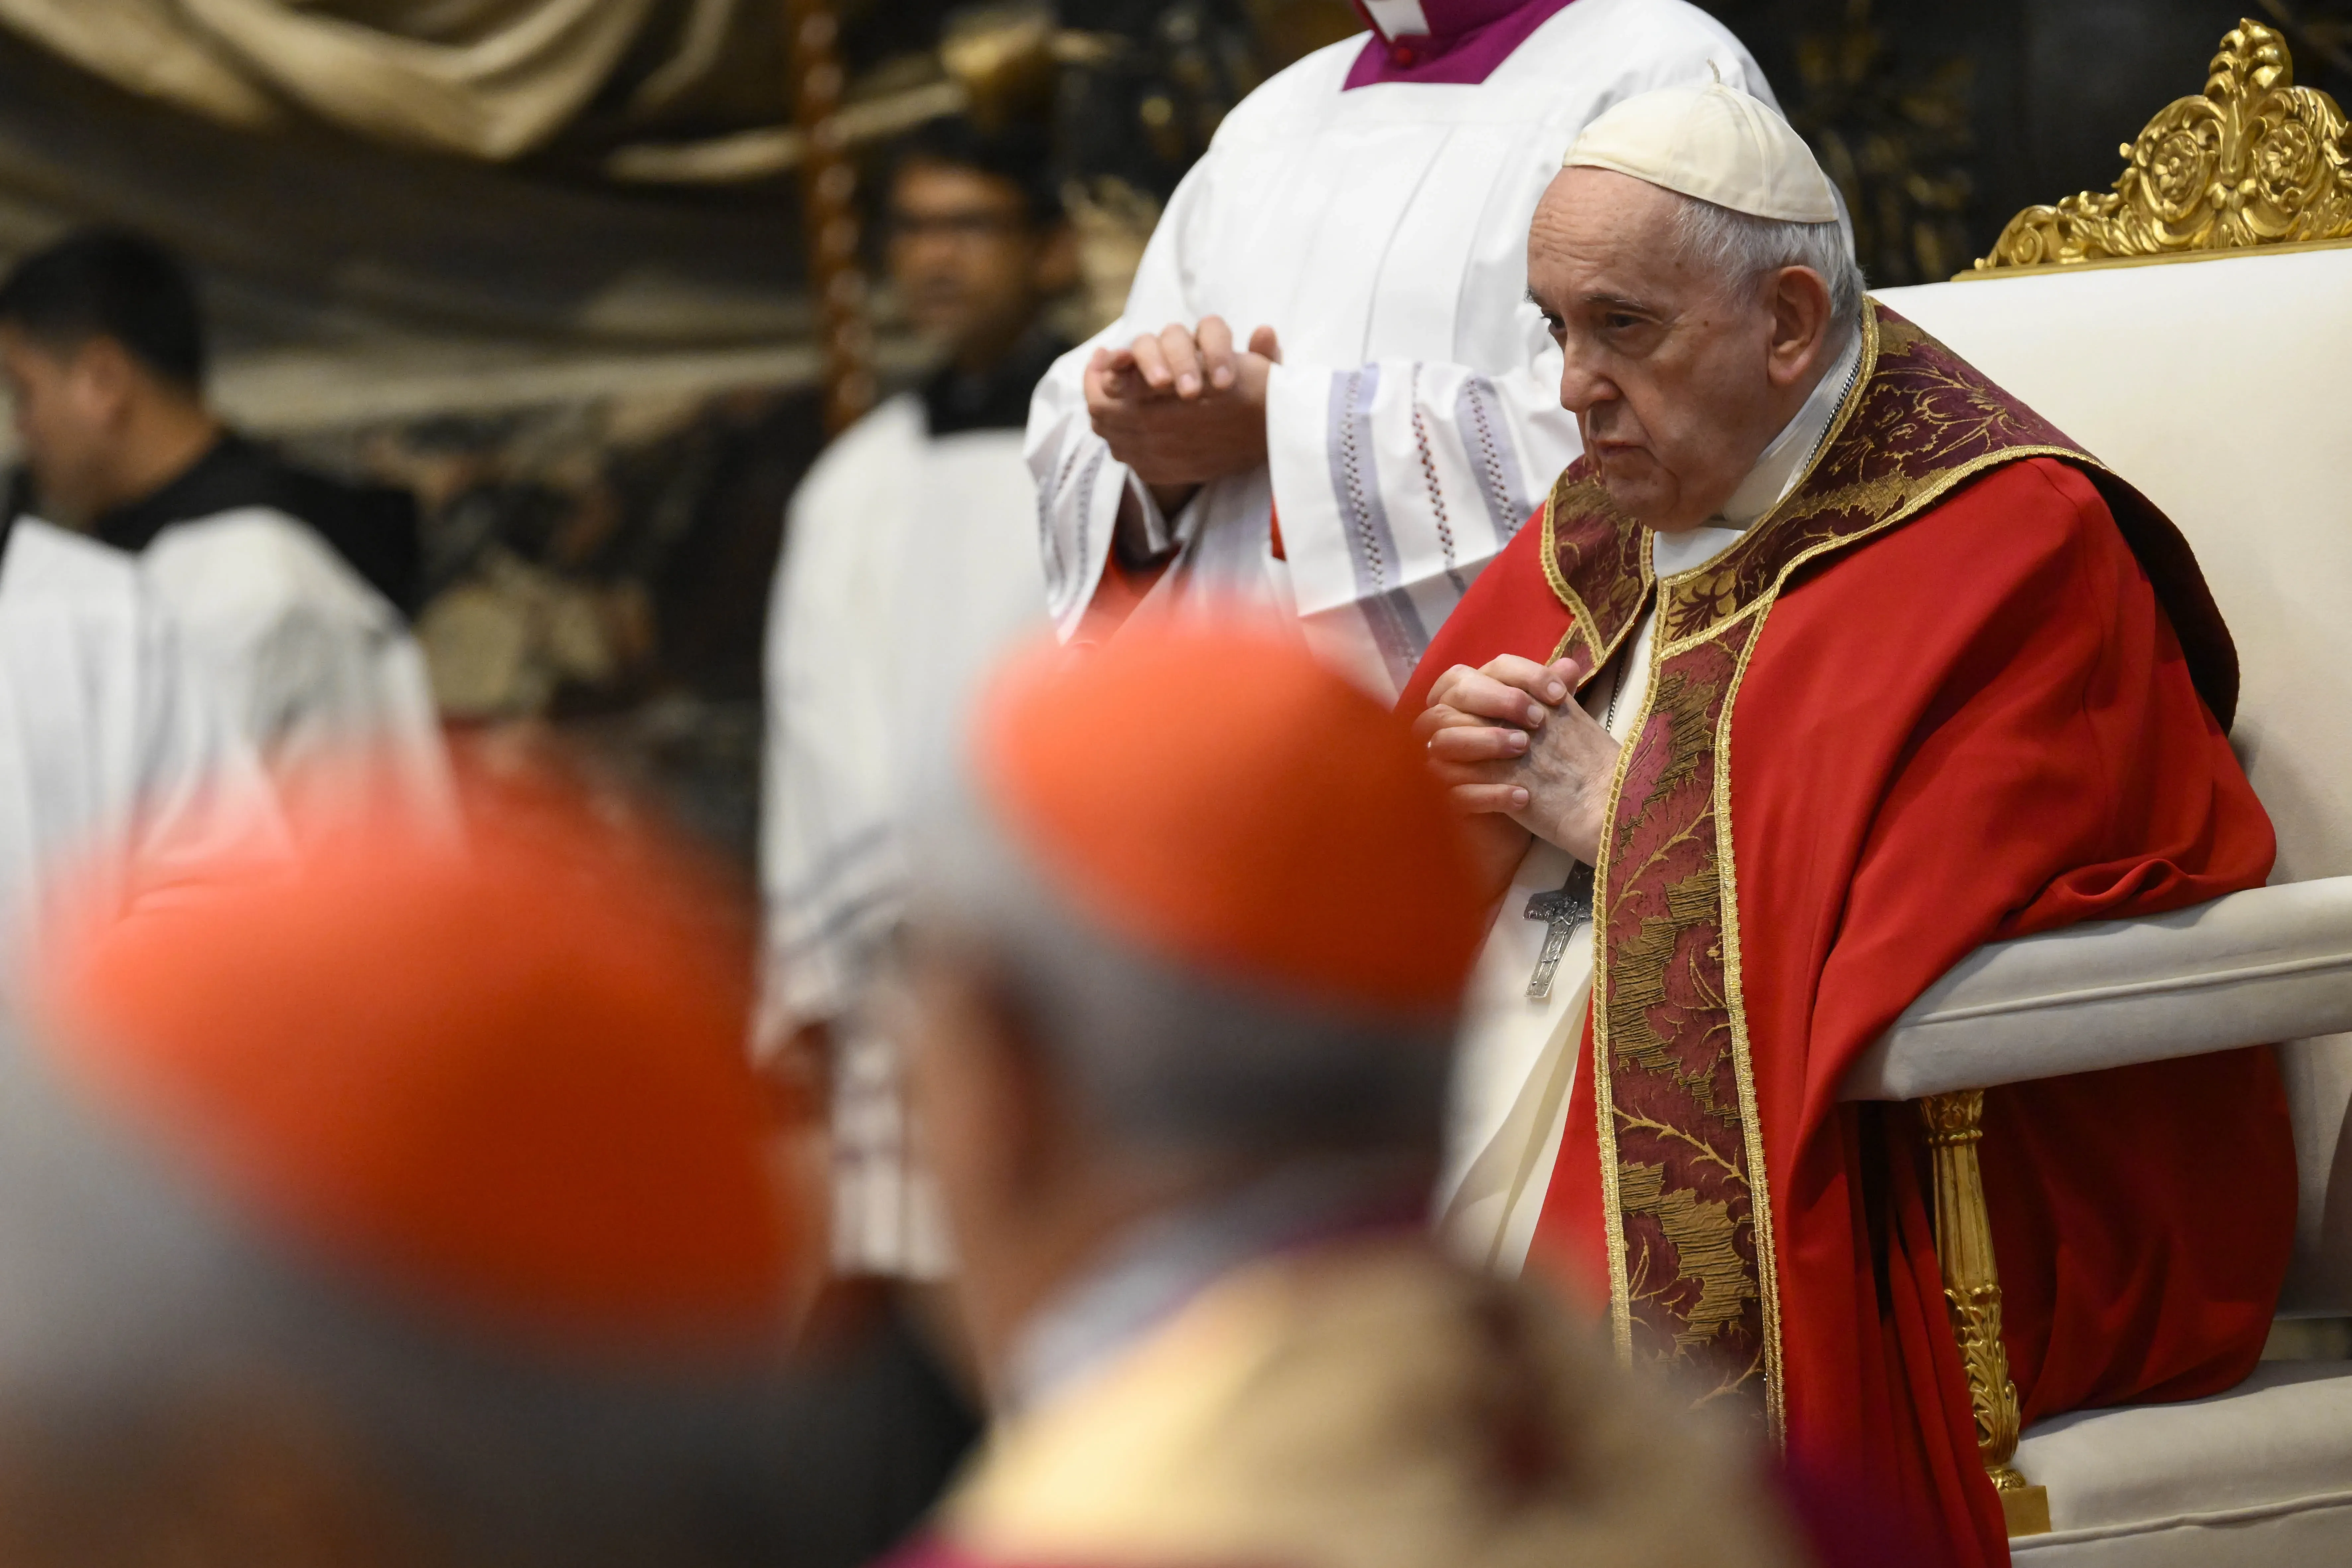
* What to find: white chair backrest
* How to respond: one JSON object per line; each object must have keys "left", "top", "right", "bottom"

{"left": 1878, "top": 249, "right": 2352, "bottom": 1316}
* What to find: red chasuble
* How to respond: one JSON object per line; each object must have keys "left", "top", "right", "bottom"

{"left": 1403, "top": 303, "right": 2296, "bottom": 1567}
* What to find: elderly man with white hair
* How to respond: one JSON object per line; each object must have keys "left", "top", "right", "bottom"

{"left": 878, "top": 619, "right": 1811, "bottom": 1568}
{"left": 1408, "top": 81, "right": 2294, "bottom": 1566}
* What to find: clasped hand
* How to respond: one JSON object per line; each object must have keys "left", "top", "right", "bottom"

{"left": 1414, "top": 653, "right": 1621, "bottom": 885}
{"left": 1085, "top": 316, "right": 1282, "bottom": 510}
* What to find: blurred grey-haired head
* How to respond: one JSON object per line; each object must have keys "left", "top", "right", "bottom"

{"left": 904, "top": 787, "right": 1455, "bottom": 1160}
{"left": 898, "top": 620, "right": 1486, "bottom": 1167}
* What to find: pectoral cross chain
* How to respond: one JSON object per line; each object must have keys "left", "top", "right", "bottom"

{"left": 1522, "top": 861, "right": 1595, "bottom": 1000}
{"left": 1516, "top": 639, "right": 1632, "bottom": 1001}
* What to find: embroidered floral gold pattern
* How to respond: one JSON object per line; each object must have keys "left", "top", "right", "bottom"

{"left": 1551, "top": 302, "right": 2099, "bottom": 1434}
{"left": 1592, "top": 626, "right": 1767, "bottom": 1422}
{"left": 1539, "top": 476, "right": 1651, "bottom": 672}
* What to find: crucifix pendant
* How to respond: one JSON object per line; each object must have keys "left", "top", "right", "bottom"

{"left": 1523, "top": 861, "right": 1596, "bottom": 1000}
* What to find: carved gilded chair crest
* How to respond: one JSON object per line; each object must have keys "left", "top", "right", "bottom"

{"left": 1967, "top": 19, "right": 2352, "bottom": 276}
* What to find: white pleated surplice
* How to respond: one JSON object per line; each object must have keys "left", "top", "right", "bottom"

{"left": 760, "top": 395, "right": 1052, "bottom": 1278}
{"left": 1026, "top": 0, "right": 1771, "bottom": 699}
{"left": 141, "top": 508, "right": 453, "bottom": 827}
{"left": 0, "top": 520, "right": 282, "bottom": 1007}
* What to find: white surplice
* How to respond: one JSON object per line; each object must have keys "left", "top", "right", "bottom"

{"left": 139, "top": 509, "right": 452, "bottom": 824}
{"left": 0, "top": 520, "right": 280, "bottom": 1005}
{"left": 760, "top": 395, "right": 1051, "bottom": 1277}
{"left": 1439, "top": 331, "right": 1863, "bottom": 1272}
{"left": 1027, "top": 0, "right": 1770, "bottom": 699}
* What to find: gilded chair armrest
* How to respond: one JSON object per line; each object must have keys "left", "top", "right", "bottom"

{"left": 1842, "top": 877, "right": 2352, "bottom": 1102}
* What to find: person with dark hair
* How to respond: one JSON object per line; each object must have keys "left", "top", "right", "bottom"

{"left": 0, "top": 229, "right": 447, "bottom": 826}
{"left": 761, "top": 116, "right": 1077, "bottom": 1283}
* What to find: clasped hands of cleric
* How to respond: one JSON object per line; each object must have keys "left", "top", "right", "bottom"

{"left": 1084, "top": 316, "right": 1283, "bottom": 516}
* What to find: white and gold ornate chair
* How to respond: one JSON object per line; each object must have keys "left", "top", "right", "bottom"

{"left": 1846, "top": 19, "right": 2352, "bottom": 1563}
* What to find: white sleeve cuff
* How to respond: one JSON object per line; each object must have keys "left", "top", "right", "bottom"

{"left": 1122, "top": 471, "right": 1176, "bottom": 558}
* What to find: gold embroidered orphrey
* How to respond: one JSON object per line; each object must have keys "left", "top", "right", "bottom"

{"left": 1967, "top": 18, "right": 2352, "bottom": 276}
{"left": 1535, "top": 302, "right": 2098, "bottom": 1441}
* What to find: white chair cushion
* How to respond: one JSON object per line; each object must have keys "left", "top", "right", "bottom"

{"left": 2011, "top": 1362, "right": 2352, "bottom": 1565}
{"left": 1842, "top": 878, "right": 2352, "bottom": 1101}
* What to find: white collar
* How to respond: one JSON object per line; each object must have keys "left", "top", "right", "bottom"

{"left": 1719, "top": 328, "right": 1863, "bottom": 529}
{"left": 1649, "top": 328, "right": 1862, "bottom": 580}
{"left": 1360, "top": 1, "right": 1433, "bottom": 38}
{"left": 1003, "top": 1161, "right": 1414, "bottom": 1415}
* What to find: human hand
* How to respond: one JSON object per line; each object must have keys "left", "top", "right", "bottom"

{"left": 1414, "top": 653, "right": 1570, "bottom": 892}
{"left": 1085, "top": 317, "right": 1282, "bottom": 508}
{"left": 1416, "top": 652, "right": 1620, "bottom": 865}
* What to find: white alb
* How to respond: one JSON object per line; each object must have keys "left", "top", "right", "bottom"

{"left": 761, "top": 395, "right": 1051, "bottom": 1278}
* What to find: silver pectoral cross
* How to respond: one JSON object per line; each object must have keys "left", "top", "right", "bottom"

{"left": 1523, "top": 861, "right": 1596, "bottom": 1000}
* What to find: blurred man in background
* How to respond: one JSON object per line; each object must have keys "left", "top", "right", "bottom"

{"left": 0, "top": 779, "right": 968, "bottom": 1567}
{"left": 879, "top": 619, "right": 1811, "bottom": 1568}
{"left": 0, "top": 229, "right": 447, "bottom": 819}
{"left": 762, "top": 115, "right": 1075, "bottom": 1283}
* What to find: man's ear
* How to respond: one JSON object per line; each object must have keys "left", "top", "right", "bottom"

{"left": 1033, "top": 220, "right": 1082, "bottom": 300}
{"left": 1763, "top": 265, "right": 1835, "bottom": 389}
{"left": 898, "top": 951, "right": 1065, "bottom": 1209}
{"left": 963, "top": 968, "right": 1065, "bottom": 1194}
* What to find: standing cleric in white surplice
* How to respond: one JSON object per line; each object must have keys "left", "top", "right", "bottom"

{"left": 761, "top": 121, "right": 1074, "bottom": 1279}
{"left": 762, "top": 389, "right": 1054, "bottom": 1277}
{"left": 1026, "top": 0, "right": 1772, "bottom": 697}
{"left": 0, "top": 232, "right": 450, "bottom": 830}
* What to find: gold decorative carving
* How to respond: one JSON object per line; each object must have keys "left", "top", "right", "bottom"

{"left": 1919, "top": 1092, "right": 2052, "bottom": 1538}
{"left": 1966, "top": 19, "right": 2352, "bottom": 277}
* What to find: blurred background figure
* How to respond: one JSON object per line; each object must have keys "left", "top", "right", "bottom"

{"left": 0, "top": 230, "right": 423, "bottom": 611}
{"left": 761, "top": 113, "right": 1075, "bottom": 1287}
{"left": 0, "top": 777, "right": 969, "bottom": 1567}
{"left": 881, "top": 619, "right": 1812, "bottom": 1568}
{"left": 0, "top": 229, "right": 449, "bottom": 823}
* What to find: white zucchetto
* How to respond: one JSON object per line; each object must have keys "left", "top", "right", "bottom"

{"left": 1563, "top": 78, "right": 1840, "bottom": 224}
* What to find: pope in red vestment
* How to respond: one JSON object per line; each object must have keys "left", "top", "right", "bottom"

{"left": 1409, "top": 84, "right": 2297, "bottom": 1568}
